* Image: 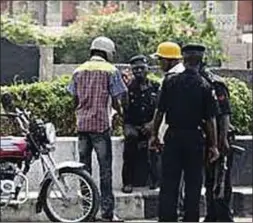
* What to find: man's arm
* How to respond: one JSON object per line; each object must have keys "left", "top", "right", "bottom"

{"left": 151, "top": 110, "right": 164, "bottom": 138}
{"left": 67, "top": 72, "right": 79, "bottom": 109}
{"left": 203, "top": 86, "right": 220, "bottom": 162}
{"left": 109, "top": 69, "right": 129, "bottom": 117}
{"left": 215, "top": 84, "right": 232, "bottom": 152}
{"left": 219, "top": 115, "right": 230, "bottom": 147}
{"left": 205, "top": 117, "right": 218, "bottom": 149}
{"left": 151, "top": 79, "right": 167, "bottom": 139}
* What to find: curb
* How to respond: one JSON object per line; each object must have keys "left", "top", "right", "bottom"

{"left": 0, "top": 187, "right": 252, "bottom": 222}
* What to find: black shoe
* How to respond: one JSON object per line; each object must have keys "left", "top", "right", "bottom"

{"left": 121, "top": 185, "right": 133, "bottom": 193}
{"left": 217, "top": 217, "right": 234, "bottom": 222}
{"left": 97, "top": 215, "right": 124, "bottom": 222}
{"left": 203, "top": 216, "right": 217, "bottom": 222}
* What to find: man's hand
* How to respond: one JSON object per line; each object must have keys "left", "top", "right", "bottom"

{"left": 208, "top": 146, "right": 220, "bottom": 163}
{"left": 124, "top": 124, "right": 138, "bottom": 139}
{"left": 218, "top": 137, "right": 230, "bottom": 154}
{"left": 149, "top": 135, "right": 160, "bottom": 151}
{"left": 141, "top": 122, "right": 153, "bottom": 136}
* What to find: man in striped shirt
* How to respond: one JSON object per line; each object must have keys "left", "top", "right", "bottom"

{"left": 68, "top": 36, "right": 128, "bottom": 221}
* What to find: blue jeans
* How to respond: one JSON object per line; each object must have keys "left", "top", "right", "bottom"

{"left": 78, "top": 130, "right": 114, "bottom": 219}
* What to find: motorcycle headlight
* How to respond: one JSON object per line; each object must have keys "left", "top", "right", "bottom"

{"left": 45, "top": 123, "right": 56, "bottom": 145}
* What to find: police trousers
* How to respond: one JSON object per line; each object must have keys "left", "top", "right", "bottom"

{"left": 122, "top": 124, "right": 159, "bottom": 187}
{"left": 158, "top": 130, "right": 204, "bottom": 222}
{"left": 78, "top": 130, "right": 114, "bottom": 219}
{"left": 204, "top": 150, "right": 234, "bottom": 222}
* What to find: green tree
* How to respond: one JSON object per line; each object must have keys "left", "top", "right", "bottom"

{"left": 54, "top": 2, "right": 225, "bottom": 64}
{"left": 1, "top": 13, "right": 56, "bottom": 45}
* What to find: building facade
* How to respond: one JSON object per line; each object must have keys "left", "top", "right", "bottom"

{"left": 1, "top": 1, "right": 252, "bottom": 32}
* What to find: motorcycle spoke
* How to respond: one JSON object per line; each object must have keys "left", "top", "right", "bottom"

{"left": 45, "top": 172, "right": 94, "bottom": 222}
{"left": 82, "top": 196, "right": 92, "bottom": 205}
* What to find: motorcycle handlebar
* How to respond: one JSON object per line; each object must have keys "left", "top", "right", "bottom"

{"left": 0, "top": 112, "right": 20, "bottom": 118}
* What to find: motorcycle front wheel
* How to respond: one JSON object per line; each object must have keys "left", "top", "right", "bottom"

{"left": 41, "top": 168, "right": 99, "bottom": 222}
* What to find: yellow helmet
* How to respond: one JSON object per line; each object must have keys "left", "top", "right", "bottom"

{"left": 154, "top": 41, "right": 182, "bottom": 59}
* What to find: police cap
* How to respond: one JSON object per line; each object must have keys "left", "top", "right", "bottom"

{"left": 182, "top": 44, "right": 206, "bottom": 56}
{"left": 129, "top": 55, "right": 148, "bottom": 65}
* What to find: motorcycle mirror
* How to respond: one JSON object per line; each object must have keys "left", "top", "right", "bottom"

{"left": 1, "top": 92, "right": 15, "bottom": 112}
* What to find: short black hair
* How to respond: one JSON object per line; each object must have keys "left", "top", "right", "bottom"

{"left": 90, "top": 49, "right": 108, "bottom": 61}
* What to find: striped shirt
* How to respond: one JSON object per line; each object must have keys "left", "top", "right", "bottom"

{"left": 68, "top": 56, "right": 127, "bottom": 133}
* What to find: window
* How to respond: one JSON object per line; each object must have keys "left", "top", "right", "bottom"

{"left": 216, "top": 0, "right": 235, "bottom": 14}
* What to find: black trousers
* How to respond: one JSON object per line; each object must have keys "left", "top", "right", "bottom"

{"left": 158, "top": 130, "right": 204, "bottom": 222}
{"left": 122, "top": 126, "right": 158, "bottom": 187}
{"left": 204, "top": 150, "right": 234, "bottom": 222}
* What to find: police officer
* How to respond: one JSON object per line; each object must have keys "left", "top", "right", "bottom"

{"left": 184, "top": 44, "right": 234, "bottom": 222}
{"left": 122, "top": 55, "right": 160, "bottom": 193}
{"left": 150, "top": 41, "right": 220, "bottom": 222}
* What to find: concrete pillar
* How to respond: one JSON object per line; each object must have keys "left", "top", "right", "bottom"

{"left": 39, "top": 46, "right": 54, "bottom": 81}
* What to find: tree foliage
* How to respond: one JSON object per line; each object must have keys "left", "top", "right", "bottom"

{"left": 1, "top": 13, "right": 56, "bottom": 45}
{"left": 54, "top": 2, "right": 225, "bottom": 64}
{"left": 1, "top": 3, "right": 226, "bottom": 65}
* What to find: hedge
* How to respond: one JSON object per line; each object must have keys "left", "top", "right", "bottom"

{"left": 1, "top": 75, "right": 252, "bottom": 137}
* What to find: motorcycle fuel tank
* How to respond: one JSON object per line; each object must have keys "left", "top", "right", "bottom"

{"left": 0, "top": 137, "right": 28, "bottom": 160}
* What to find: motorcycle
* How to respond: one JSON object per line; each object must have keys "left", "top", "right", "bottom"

{"left": 0, "top": 92, "right": 99, "bottom": 222}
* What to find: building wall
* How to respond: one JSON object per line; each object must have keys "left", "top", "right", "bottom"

{"left": 0, "top": 0, "right": 8, "bottom": 12}
{"left": 62, "top": 1, "right": 77, "bottom": 26}
{"left": 237, "top": 0, "right": 253, "bottom": 26}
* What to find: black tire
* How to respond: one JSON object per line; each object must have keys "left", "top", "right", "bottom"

{"left": 41, "top": 168, "right": 99, "bottom": 222}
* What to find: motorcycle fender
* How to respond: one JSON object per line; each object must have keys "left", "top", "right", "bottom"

{"left": 55, "top": 161, "right": 85, "bottom": 170}
{"left": 35, "top": 161, "right": 86, "bottom": 213}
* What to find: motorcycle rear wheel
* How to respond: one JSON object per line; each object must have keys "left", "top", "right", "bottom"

{"left": 41, "top": 168, "right": 99, "bottom": 222}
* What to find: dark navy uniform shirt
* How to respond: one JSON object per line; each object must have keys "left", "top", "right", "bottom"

{"left": 208, "top": 73, "right": 231, "bottom": 116}
{"left": 158, "top": 69, "right": 219, "bottom": 130}
{"left": 124, "top": 79, "right": 160, "bottom": 126}
{"left": 201, "top": 70, "right": 232, "bottom": 136}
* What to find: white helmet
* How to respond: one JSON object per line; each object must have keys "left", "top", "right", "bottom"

{"left": 90, "top": 36, "right": 116, "bottom": 62}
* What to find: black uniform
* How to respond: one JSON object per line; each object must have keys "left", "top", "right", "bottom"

{"left": 122, "top": 55, "right": 160, "bottom": 188}
{"left": 158, "top": 69, "right": 219, "bottom": 222}
{"left": 202, "top": 70, "right": 233, "bottom": 222}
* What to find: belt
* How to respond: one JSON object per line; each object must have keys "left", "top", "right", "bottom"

{"left": 167, "top": 125, "right": 202, "bottom": 131}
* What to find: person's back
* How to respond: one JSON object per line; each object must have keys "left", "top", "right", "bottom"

{"left": 161, "top": 69, "right": 213, "bottom": 131}
{"left": 69, "top": 36, "right": 127, "bottom": 222}
{"left": 152, "top": 42, "right": 219, "bottom": 222}
{"left": 74, "top": 56, "right": 117, "bottom": 133}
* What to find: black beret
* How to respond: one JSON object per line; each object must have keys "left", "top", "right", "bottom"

{"left": 182, "top": 44, "right": 206, "bottom": 55}
{"left": 129, "top": 55, "right": 148, "bottom": 65}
